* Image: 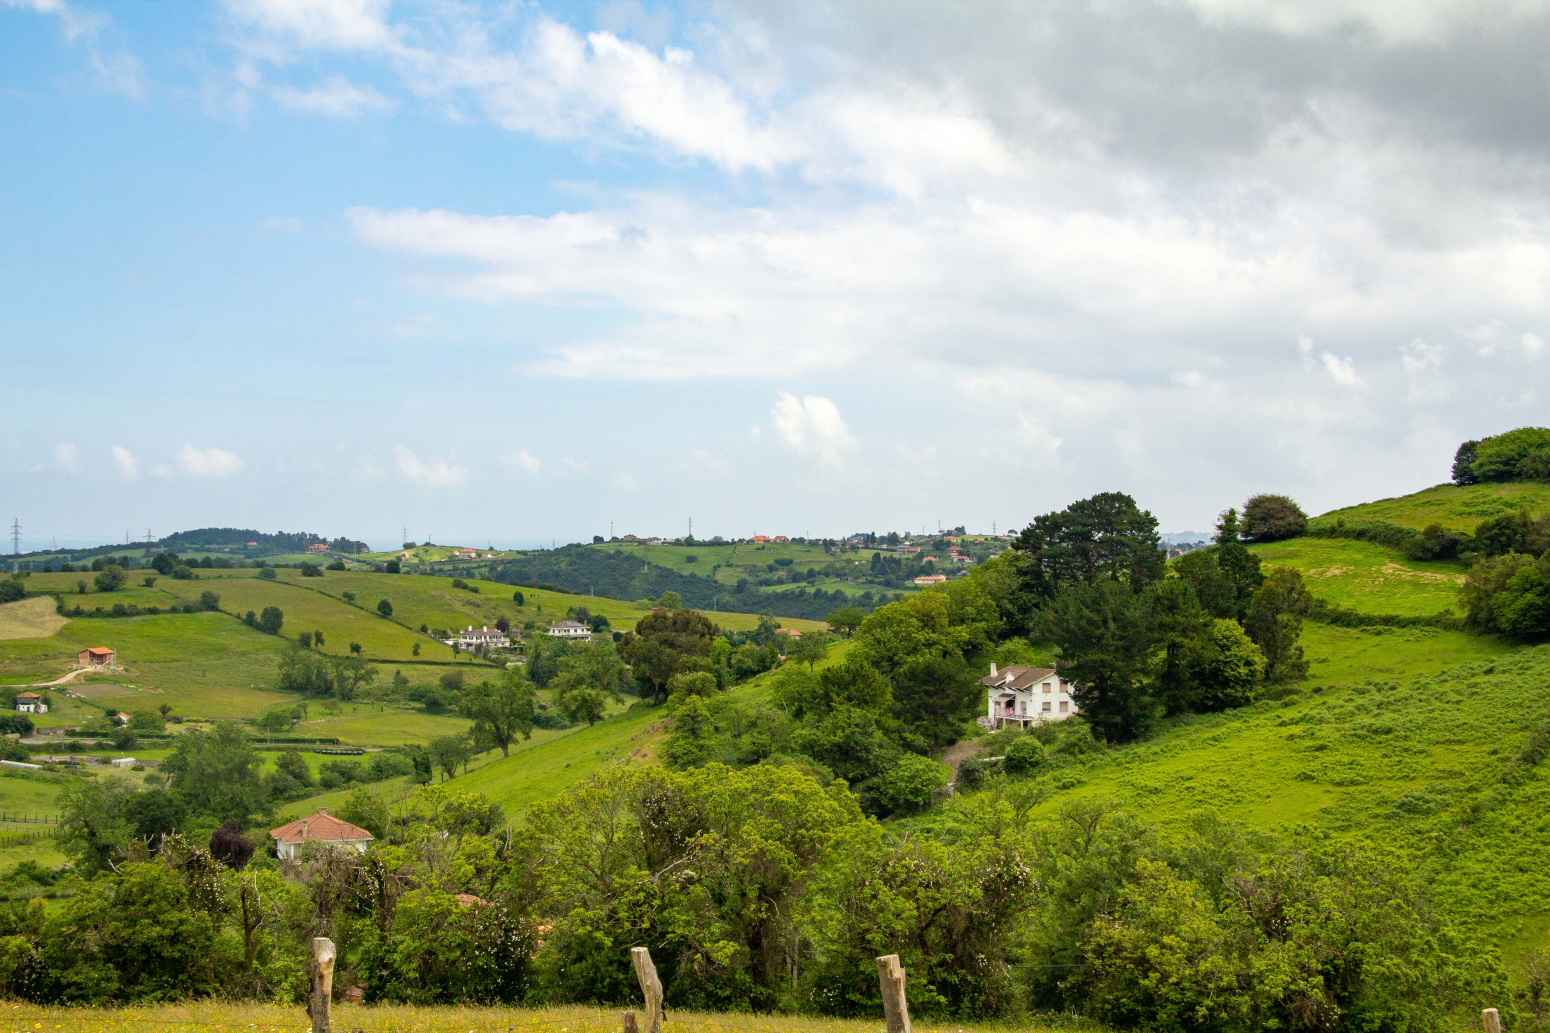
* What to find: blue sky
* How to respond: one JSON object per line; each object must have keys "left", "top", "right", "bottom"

{"left": 4, "top": 0, "right": 1549, "bottom": 550}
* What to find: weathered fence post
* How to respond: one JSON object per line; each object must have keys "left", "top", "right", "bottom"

{"left": 876, "top": 954, "right": 912, "bottom": 1033}
{"left": 630, "top": 947, "right": 663, "bottom": 1033}
{"left": 309, "top": 937, "right": 336, "bottom": 1033}
{"left": 621, "top": 1010, "right": 640, "bottom": 1033}
{"left": 1483, "top": 1009, "right": 1504, "bottom": 1033}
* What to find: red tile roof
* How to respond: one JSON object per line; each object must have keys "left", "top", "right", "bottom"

{"left": 85, "top": 647, "right": 114, "bottom": 657}
{"left": 270, "top": 808, "right": 374, "bottom": 845}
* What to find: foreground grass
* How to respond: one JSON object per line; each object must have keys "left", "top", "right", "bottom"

{"left": 0, "top": 1000, "right": 1071, "bottom": 1033}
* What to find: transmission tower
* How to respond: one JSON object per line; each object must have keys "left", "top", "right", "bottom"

{"left": 10, "top": 519, "right": 19, "bottom": 558}
{"left": 688, "top": 517, "right": 693, "bottom": 539}
{"left": 402, "top": 526, "right": 408, "bottom": 544}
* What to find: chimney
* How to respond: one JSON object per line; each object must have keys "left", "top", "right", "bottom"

{"left": 989, "top": 662, "right": 998, "bottom": 677}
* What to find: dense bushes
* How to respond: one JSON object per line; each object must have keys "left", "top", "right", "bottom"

{"left": 1454, "top": 427, "right": 1550, "bottom": 484}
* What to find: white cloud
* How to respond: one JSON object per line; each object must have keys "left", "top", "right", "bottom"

{"left": 394, "top": 444, "right": 467, "bottom": 487}
{"left": 53, "top": 444, "right": 79, "bottom": 472}
{"left": 109, "top": 445, "right": 138, "bottom": 479}
{"left": 771, "top": 393, "right": 857, "bottom": 467}
{"left": 5, "top": 0, "right": 145, "bottom": 98}
{"left": 1524, "top": 332, "right": 1545, "bottom": 358}
{"left": 271, "top": 75, "right": 395, "bottom": 116}
{"left": 223, "top": 0, "right": 398, "bottom": 51}
{"left": 611, "top": 471, "right": 639, "bottom": 491}
{"left": 1401, "top": 338, "right": 1444, "bottom": 372}
{"left": 178, "top": 444, "right": 244, "bottom": 478}
{"left": 501, "top": 449, "right": 543, "bottom": 474}
{"left": 1320, "top": 352, "right": 1365, "bottom": 389}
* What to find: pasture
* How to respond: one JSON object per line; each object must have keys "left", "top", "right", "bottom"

{"left": 0, "top": 597, "right": 67, "bottom": 640}
{"left": 1249, "top": 537, "right": 1465, "bottom": 616}
{"left": 1312, "top": 480, "right": 1550, "bottom": 532}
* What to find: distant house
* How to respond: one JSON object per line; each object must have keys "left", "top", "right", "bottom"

{"left": 78, "top": 647, "right": 115, "bottom": 667}
{"left": 270, "top": 808, "right": 374, "bottom": 860}
{"left": 246, "top": 541, "right": 258, "bottom": 547}
{"left": 750, "top": 535, "right": 772, "bottom": 544}
{"left": 981, "top": 663, "right": 1079, "bottom": 728}
{"left": 773, "top": 536, "right": 790, "bottom": 543}
{"left": 306, "top": 543, "right": 329, "bottom": 554}
{"left": 447, "top": 625, "right": 510, "bottom": 650}
{"left": 897, "top": 545, "right": 921, "bottom": 554}
{"left": 912, "top": 573, "right": 947, "bottom": 586}
{"left": 112, "top": 712, "right": 130, "bottom": 726}
{"left": 622, "top": 534, "right": 642, "bottom": 543}
{"left": 776, "top": 627, "right": 802, "bottom": 638}
{"left": 110, "top": 757, "right": 135, "bottom": 769}
{"left": 547, "top": 621, "right": 592, "bottom": 640}
{"left": 456, "top": 548, "right": 478, "bottom": 560}
{"left": 14, "top": 692, "right": 46, "bottom": 714}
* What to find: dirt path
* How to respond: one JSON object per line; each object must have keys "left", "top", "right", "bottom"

{"left": 940, "top": 737, "right": 983, "bottom": 779}
{"left": 20, "top": 667, "right": 92, "bottom": 688}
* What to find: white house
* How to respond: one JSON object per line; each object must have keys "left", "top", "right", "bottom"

{"left": 981, "top": 663, "right": 1079, "bottom": 728}
{"left": 447, "top": 625, "right": 510, "bottom": 650}
{"left": 547, "top": 620, "right": 592, "bottom": 641}
{"left": 270, "top": 808, "right": 374, "bottom": 860}
{"left": 14, "top": 692, "right": 47, "bottom": 714}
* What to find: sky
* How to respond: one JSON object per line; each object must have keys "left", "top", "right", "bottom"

{"left": 3, "top": 0, "right": 1549, "bottom": 550}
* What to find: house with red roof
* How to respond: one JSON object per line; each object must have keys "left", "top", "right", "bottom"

{"left": 270, "top": 808, "right": 374, "bottom": 860}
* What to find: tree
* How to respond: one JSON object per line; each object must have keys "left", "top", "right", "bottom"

{"left": 429, "top": 733, "right": 471, "bottom": 781}
{"left": 1003, "top": 736, "right": 1049, "bottom": 777}
{"left": 329, "top": 654, "right": 377, "bottom": 701}
{"left": 458, "top": 670, "right": 536, "bottom": 756}
{"left": 385, "top": 559, "right": 401, "bottom": 574}
{"left": 257, "top": 606, "right": 284, "bottom": 635}
{"left": 617, "top": 607, "right": 717, "bottom": 704}
{"left": 313, "top": 629, "right": 325, "bottom": 648}
{"left": 551, "top": 640, "right": 630, "bottom": 724}
{"left": 1038, "top": 579, "right": 1158, "bottom": 743}
{"left": 789, "top": 631, "right": 829, "bottom": 671}
{"left": 889, "top": 654, "right": 980, "bottom": 755}
{"left": 1452, "top": 439, "right": 1480, "bottom": 485}
{"left": 1244, "top": 568, "right": 1313, "bottom": 683}
{"left": 258, "top": 567, "right": 277, "bottom": 580}
{"left": 142, "top": 575, "right": 157, "bottom": 588}
{"left": 1152, "top": 577, "right": 1211, "bottom": 716}
{"left": 826, "top": 606, "right": 866, "bottom": 638}
{"left": 1239, "top": 495, "right": 1307, "bottom": 542}
{"left": 1185, "top": 619, "right": 1266, "bottom": 711}
{"left": 275, "top": 749, "right": 315, "bottom": 788}
{"left": 1013, "top": 492, "right": 1165, "bottom": 598}
{"left": 128, "top": 710, "right": 165, "bottom": 733}
{"left": 161, "top": 722, "right": 267, "bottom": 823}
{"left": 209, "top": 819, "right": 255, "bottom": 870}
{"left": 377, "top": 598, "right": 394, "bottom": 617}
{"left": 93, "top": 565, "right": 126, "bottom": 593}
{"left": 658, "top": 590, "right": 683, "bottom": 611}
{"left": 872, "top": 754, "right": 950, "bottom": 815}
{"left": 56, "top": 776, "right": 136, "bottom": 876}
{"left": 296, "top": 631, "right": 313, "bottom": 649}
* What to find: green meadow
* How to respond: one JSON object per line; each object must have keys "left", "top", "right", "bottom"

{"left": 1249, "top": 537, "right": 1465, "bottom": 616}
{"left": 1313, "top": 480, "right": 1550, "bottom": 531}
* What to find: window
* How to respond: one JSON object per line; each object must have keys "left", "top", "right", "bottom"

{"left": 1042, "top": 682, "right": 1052, "bottom": 693}
{"left": 1019, "top": 700, "right": 1026, "bottom": 715}
{"left": 1042, "top": 701, "right": 1052, "bottom": 712}
{"left": 1059, "top": 701, "right": 1069, "bottom": 713}
{"left": 1058, "top": 681, "right": 1067, "bottom": 693}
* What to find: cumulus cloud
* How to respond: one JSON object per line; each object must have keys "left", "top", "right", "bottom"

{"left": 109, "top": 445, "right": 138, "bottom": 479}
{"left": 1320, "top": 352, "right": 1365, "bottom": 389}
{"left": 394, "top": 445, "right": 467, "bottom": 487}
{"left": 771, "top": 393, "right": 857, "bottom": 467}
{"left": 5, "top": 0, "right": 146, "bottom": 98}
{"left": 178, "top": 444, "right": 244, "bottom": 478}
{"left": 1401, "top": 338, "right": 1444, "bottom": 372}
{"left": 501, "top": 449, "right": 543, "bottom": 474}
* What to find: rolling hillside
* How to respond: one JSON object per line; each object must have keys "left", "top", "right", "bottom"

{"left": 1312, "top": 480, "right": 1550, "bottom": 532}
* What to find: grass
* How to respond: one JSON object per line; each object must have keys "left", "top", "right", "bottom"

{"left": 0, "top": 1000, "right": 1068, "bottom": 1033}
{"left": 1249, "top": 538, "right": 1466, "bottom": 616}
{"left": 0, "top": 597, "right": 67, "bottom": 640}
{"left": 1313, "top": 480, "right": 1550, "bottom": 532}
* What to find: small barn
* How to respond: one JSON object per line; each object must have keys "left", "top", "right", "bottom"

{"left": 78, "top": 647, "right": 115, "bottom": 667}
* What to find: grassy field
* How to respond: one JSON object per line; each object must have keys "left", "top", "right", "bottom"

{"left": 1249, "top": 538, "right": 1466, "bottom": 616}
{"left": 0, "top": 597, "right": 67, "bottom": 640}
{"left": 1313, "top": 480, "right": 1550, "bottom": 532}
{"left": 0, "top": 1000, "right": 1070, "bottom": 1033}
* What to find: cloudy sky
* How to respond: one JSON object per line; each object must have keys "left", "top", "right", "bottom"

{"left": 3, "top": 0, "right": 1548, "bottom": 549}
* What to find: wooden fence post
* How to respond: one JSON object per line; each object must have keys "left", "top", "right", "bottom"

{"left": 1483, "top": 1009, "right": 1503, "bottom": 1033}
{"left": 876, "top": 954, "right": 912, "bottom": 1033}
{"left": 621, "top": 1011, "right": 640, "bottom": 1033}
{"left": 630, "top": 947, "right": 663, "bottom": 1033}
{"left": 309, "top": 937, "right": 336, "bottom": 1033}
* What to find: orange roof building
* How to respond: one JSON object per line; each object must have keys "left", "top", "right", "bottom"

{"left": 270, "top": 808, "right": 374, "bottom": 860}
{"left": 78, "top": 647, "right": 115, "bottom": 667}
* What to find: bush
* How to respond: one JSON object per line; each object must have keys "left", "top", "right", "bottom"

{"left": 1240, "top": 494, "right": 1307, "bottom": 542}
{"left": 170, "top": 565, "right": 195, "bottom": 580}
{"left": 1404, "top": 522, "right": 1465, "bottom": 561}
{"left": 1003, "top": 736, "right": 1049, "bottom": 777}
{"left": 326, "top": 560, "right": 346, "bottom": 571}
{"left": 956, "top": 755, "right": 986, "bottom": 790}
{"left": 198, "top": 591, "right": 220, "bottom": 612}
{"left": 258, "top": 567, "right": 277, "bottom": 581}
{"left": 93, "top": 566, "right": 126, "bottom": 593}
{"left": 385, "top": 560, "right": 401, "bottom": 574}
{"left": 1467, "top": 426, "right": 1550, "bottom": 483}
{"left": 872, "top": 754, "right": 950, "bottom": 815}
{"left": 257, "top": 606, "right": 284, "bottom": 635}
{"left": 377, "top": 599, "right": 394, "bottom": 617}
{"left": 299, "top": 562, "right": 322, "bottom": 578}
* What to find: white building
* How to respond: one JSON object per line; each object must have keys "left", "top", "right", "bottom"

{"left": 446, "top": 625, "right": 510, "bottom": 650}
{"left": 270, "top": 808, "right": 374, "bottom": 860}
{"left": 546, "top": 620, "right": 592, "bottom": 640}
{"left": 14, "top": 693, "right": 47, "bottom": 714}
{"left": 981, "top": 663, "right": 1080, "bottom": 728}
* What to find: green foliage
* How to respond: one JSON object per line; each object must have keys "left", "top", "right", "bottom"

{"left": 92, "top": 566, "right": 126, "bottom": 593}
{"left": 1012, "top": 491, "right": 1165, "bottom": 600}
{"left": 1003, "top": 735, "right": 1049, "bottom": 777}
{"left": 1240, "top": 494, "right": 1308, "bottom": 542}
{"left": 1245, "top": 568, "right": 1313, "bottom": 683}
{"left": 377, "top": 598, "right": 394, "bottom": 617}
{"left": 1039, "top": 578, "right": 1159, "bottom": 742}
{"left": 826, "top": 606, "right": 866, "bottom": 637}
{"left": 256, "top": 605, "right": 283, "bottom": 635}
{"left": 1468, "top": 427, "right": 1550, "bottom": 483}
{"left": 458, "top": 670, "right": 536, "bottom": 755}
{"left": 161, "top": 722, "right": 267, "bottom": 824}
{"left": 617, "top": 606, "right": 717, "bottom": 704}
{"left": 257, "top": 567, "right": 277, "bottom": 581}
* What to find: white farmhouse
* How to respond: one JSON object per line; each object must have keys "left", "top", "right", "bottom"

{"left": 446, "top": 625, "right": 510, "bottom": 650}
{"left": 14, "top": 692, "right": 47, "bottom": 714}
{"left": 546, "top": 620, "right": 592, "bottom": 641}
{"left": 981, "top": 663, "right": 1080, "bottom": 729}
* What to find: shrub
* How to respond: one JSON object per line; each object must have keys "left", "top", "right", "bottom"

{"left": 377, "top": 599, "right": 394, "bottom": 617}
{"left": 872, "top": 754, "right": 950, "bottom": 815}
{"left": 257, "top": 606, "right": 284, "bottom": 635}
{"left": 198, "top": 591, "right": 220, "bottom": 612}
{"left": 956, "top": 755, "right": 986, "bottom": 790}
{"left": 170, "top": 565, "right": 195, "bottom": 580}
{"left": 93, "top": 566, "right": 126, "bottom": 593}
{"left": 299, "top": 562, "right": 322, "bottom": 578}
{"left": 326, "top": 560, "right": 346, "bottom": 571}
{"left": 1004, "top": 736, "right": 1049, "bottom": 776}
{"left": 1468, "top": 426, "right": 1550, "bottom": 483}
{"left": 1240, "top": 494, "right": 1308, "bottom": 542}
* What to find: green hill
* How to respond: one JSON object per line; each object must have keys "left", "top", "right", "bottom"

{"left": 1248, "top": 538, "right": 1464, "bottom": 616}
{"left": 1313, "top": 481, "right": 1550, "bottom": 533}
